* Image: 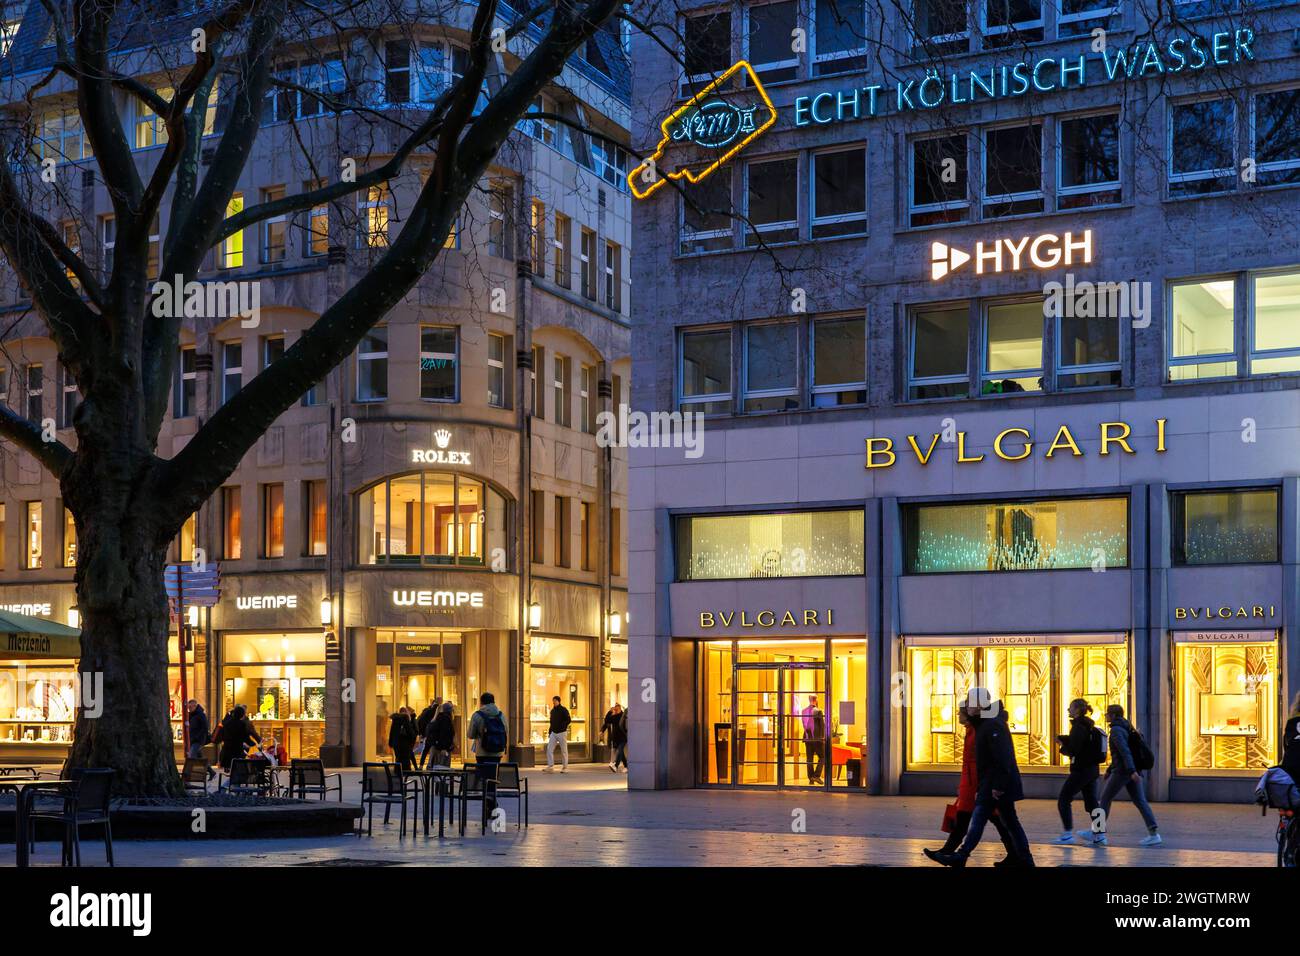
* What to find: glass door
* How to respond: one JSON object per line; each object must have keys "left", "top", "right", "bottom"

{"left": 733, "top": 662, "right": 828, "bottom": 788}
{"left": 780, "top": 664, "right": 828, "bottom": 788}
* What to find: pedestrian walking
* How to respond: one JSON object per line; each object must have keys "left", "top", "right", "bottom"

{"left": 1097, "top": 704, "right": 1162, "bottom": 846}
{"left": 544, "top": 695, "right": 571, "bottom": 772}
{"left": 217, "top": 705, "right": 260, "bottom": 769}
{"left": 1282, "top": 692, "right": 1300, "bottom": 782}
{"left": 1055, "top": 698, "right": 1106, "bottom": 846}
{"left": 185, "top": 699, "right": 210, "bottom": 761}
{"left": 930, "top": 690, "right": 1035, "bottom": 867}
{"left": 801, "top": 695, "right": 826, "bottom": 785}
{"left": 602, "top": 702, "right": 628, "bottom": 772}
{"left": 389, "top": 707, "right": 417, "bottom": 773}
{"left": 467, "top": 692, "right": 508, "bottom": 767}
{"left": 425, "top": 701, "right": 455, "bottom": 767}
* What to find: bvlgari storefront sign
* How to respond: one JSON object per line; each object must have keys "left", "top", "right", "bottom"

{"left": 1174, "top": 605, "right": 1277, "bottom": 622}
{"left": 699, "top": 608, "right": 835, "bottom": 630}
{"left": 866, "top": 419, "right": 1167, "bottom": 469}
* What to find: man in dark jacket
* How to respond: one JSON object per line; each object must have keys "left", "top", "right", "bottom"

{"left": 602, "top": 703, "right": 628, "bottom": 772}
{"left": 217, "top": 705, "right": 261, "bottom": 769}
{"left": 389, "top": 709, "right": 417, "bottom": 773}
{"left": 1055, "top": 698, "right": 1104, "bottom": 845}
{"left": 933, "top": 691, "right": 1035, "bottom": 867}
{"left": 1098, "top": 704, "right": 1161, "bottom": 845}
{"left": 185, "top": 699, "right": 210, "bottom": 760}
{"left": 544, "top": 695, "right": 572, "bottom": 773}
{"left": 423, "top": 701, "right": 456, "bottom": 767}
{"left": 416, "top": 701, "right": 436, "bottom": 739}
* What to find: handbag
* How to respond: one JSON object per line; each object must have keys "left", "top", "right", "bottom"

{"left": 941, "top": 802, "right": 959, "bottom": 833}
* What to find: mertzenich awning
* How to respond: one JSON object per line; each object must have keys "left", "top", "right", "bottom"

{"left": 0, "top": 610, "right": 82, "bottom": 659}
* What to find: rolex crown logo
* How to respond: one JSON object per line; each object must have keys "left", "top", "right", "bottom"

{"left": 434, "top": 429, "right": 452, "bottom": 449}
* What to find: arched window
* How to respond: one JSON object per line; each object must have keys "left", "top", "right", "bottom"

{"left": 357, "top": 472, "right": 509, "bottom": 568}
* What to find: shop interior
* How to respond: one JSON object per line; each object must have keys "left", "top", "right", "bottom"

{"left": 221, "top": 631, "right": 326, "bottom": 760}
{"left": 1174, "top": 636, "right": 1278, "bottom": 775}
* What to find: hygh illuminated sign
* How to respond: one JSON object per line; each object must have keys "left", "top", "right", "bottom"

{"left": 931, "top": 230, "right": 1093, "bottom": 280}
{"left": 629, "top": 60, "right": 777, "bottom": 200}
{"left": 412, "top": 429, "right": 470, "bottom": 466}
{"left": 795, "top": 29, "right": 1258, "bottom": 127}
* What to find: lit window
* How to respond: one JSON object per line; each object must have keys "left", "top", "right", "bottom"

{"left": 908, "top": 307, "right": 968, "bottom": 400}
{"left": 580, "top": 501, "right": 595, "bottom": 571}
{"left": 356, "top": 327, "right": 388, "bottom": 402}
{"left": 1253, "top": 88, "right": 1300, "bottom": 186}
{"left": 62, "top": 508, "right": 76, "bottom": 567}
{"left": 813, "top": 0, "right": 867, "bottom": 74}
{"left": 304, "top": 180, "right": 329, "bottom": 256}
{"left": 743, "top": 320, "right": 798, "bottom": 412}
{"left": 35, "top": 108, "right": 92, "bottom": 163}
{"left": 983, "top": 123, "right": 1043, "bottom": 218}
{"left": 745, "top": 157, "right": 799, "bottom": 246}
{"left": 359, "top": 184, "right": 391, "bottom": 248}
{"left": 1249, "top": 269, "right": 1300, "bottom": 375}
{"left": 24, "top": 501, "right": 42, "bottom": 569}
{"left": 134, "top": 87, "right": 172, "bottom": 149}
{"left": 745, "top": 1, "right": 799, "bottom": 83}
{"left": 221, "top": 194, "right": 244, "bottom": 268}
{"left": 1057, "top": 307, "right": 1121, "bottom": 389}
{"left": 1175, "top": 636, "right": 1278, "bottom": 776}
{"left": 679, "top": 328, "right": 732, "bottom": 414}
{"left": 222, "top": 486, "right": 242, "bottom": 559}
{"left": 304, "top": 480, "right": 327, "bottom": 556}
{"left": 420, "top": 326, "right": 458, "bottom": 401}
{"left": 262, "top": 483, "right": 284, "bottom": 558}
{"left": 983, "top": 300, "right": 1043, "bottom": 394}
{"left": 1058, "top": 112, "right": 1120, "bottom": 209}
{"left": 1169, "top": 98, "right": 1236, "bottom": 196}
{"left": 1172, "top": 489, "right": 1278, "bottom": 565}
{"left": 553, "top": 213, "right": 571, "bottom": 289}
{"left": 811, "top": 316, "right": 866, "bottom": 406}
{"left": 358, "top": 474, "right": 505, "bottom": 567}
{"left": 680, "top": 166, "right": 733, "bottom": 253}
{"left": 811, "top": 147, "right": 866, "bottom": 238}
{"left": 554, "top": 495, "right": 571, "bottom": 567}
{"left": 177, "top": 513, "right": 196, "bottom": 564}
{"left": 1168, "top": 278, "right": 1237, "bottom": 380}
{"left": 676, "top": 509, "right": 865, "bottom": 580}
{"left": 529, "top": 199, "right": 547, "bottom": 278}
{"left": 222, "top": 342, "right": 242, "bottom": 405}
{"left": 911, "top": 134, "right": 968, "bottom": 226}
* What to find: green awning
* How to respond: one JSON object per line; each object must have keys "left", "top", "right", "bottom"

{"left": 0, "top": 610, "right": 81, "bottom": 659}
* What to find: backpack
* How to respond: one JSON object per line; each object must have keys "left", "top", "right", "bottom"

{"left": 479, "top": 711, "right": 508, "bottom": 752}
{"left": 1127, "top": 727, "right": 1155, "bottom": 771}
{"left": 1255, "top": 766, "right": 1300, "bottom": 812}
{"left": 1090, "top": 726, "right": 1109, "bottom": 764}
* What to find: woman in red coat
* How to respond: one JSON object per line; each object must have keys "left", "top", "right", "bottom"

{"left": 925, "top": 707, "right": 1019, "bottom": 861}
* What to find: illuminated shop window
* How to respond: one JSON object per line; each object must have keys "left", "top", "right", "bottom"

{"left": 908, "top": 306, "right": 969, "bottom": 400}
{"left": 678, "top": 327, "right": 733, "bottom": 414}
{"left": 528, "top": 636, "right": 591, "bottom": 747}
{"left": 680, "top": 166, "right": 734, "bottom": 254}
{"left": 222, "top": 632, "right": 327, "bottom": 761}
{"left": 62, "top": 507, "right": 76, "bottom": 567}
{"left": 1057, "top": 305, "right": 1121, "bottom": 389}
{"left": 1172, "top": 489, "right": 1278, "bottom": 565}
{"left": 1168, "top": 278, "right": 1236, "bottom": 381}
{"left": 982, "top": 299, "right": 1044, "bottom": 394}
{"left": 23, "top": 501, "right": 41, "bottom": 569}
{"left": 810, "top": 147, "right": 866, "bottom": 238}
{"left": 1249, "top": 270, "right": 1300, "bottom": 375}
{"left": 980, "top": 0, "right": 1042, "bottom": 47}
{"left": 681, "top": 10, "right": 732, "bottom": 97}
{"left": 906, "top": 639, "right": 1129, "bottom": 770}
{"left": 357, "top": 472, "right": 507, "bottom": 568}
{"left": 811, "top": 315, "right": 866, "bottom": 406}
{"left": 1056, "top": 0, "right": 1117, "bottom": 37}
{"left": 982, "top": 124, "right": 1043, "bottom": 218}
{"left": 1057, "top": 112, "right": 1120, "bottom": 209}
{"left": 675, "top": 509, "right": 865, "bottom": 580}
{"left": 903, "top": 496, "right": 1128, "bottom": 573}
{"left": 1253, "top": 88, "right": 1300, "bottom": 186}
{"left": 1175, "top": 638, "right": 1278, "bottom": 776}
{"left": 1169, "top": 98, "right": 1235, "bottom": 197}
{"left": 914, "top": 0, "right": 970, "bottom": 55}
{"left": 910, "top": 134, "right": 968, "bottom": 227}
{"left": 743, "top": 320, "right": 798, "bottom": 411}
{"left": 813, "top": 0, "right": 867, "bottom": 75}
{"left": 745, "top": 1, "right": 799, "bottom": 83}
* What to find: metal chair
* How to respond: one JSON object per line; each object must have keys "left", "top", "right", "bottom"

{"left": 289, "top": 759, "right": 343, "bottom": 801}
{"left": 218, "top": 759, "right": 271, "bottom": 797}
{"left": 358, "top": 762, "right": 420, "bottom": 837}
{"left": 181, "top": 758, "right": 212, "bottom": 794}
{"left": 28, "top": 768, "right": 115, "bottom": 866}
{"left": 458, "top": 762, "right": 499, "bottom": 835}
{"left": 494, "top": 762, "right": 528, "bottom": 829}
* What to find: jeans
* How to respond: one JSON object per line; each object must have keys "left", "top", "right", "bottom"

{"left": 958, "top": 791, "right": 1034, "bottom": 864}
{"left": 1099, "top": 770, "right": 1159, "bottom": 833}
{"left": 186, "top": 742, "right": 206, "bottom": 761}
{"left": 1057, "top": 764, "right": 1100, "bottom": 831}
{"left": 804, "top": 738, "right": 825, "bottom": 782}
{"left": 941, "top": 808, "right": 1019, "bottom": 856}
{"left": 612, "top": 741, "right": 628, "bottom": 769}
{"left": 546, "top": 731, "right": 569, "bottom": 768}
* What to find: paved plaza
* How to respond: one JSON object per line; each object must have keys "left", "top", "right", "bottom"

{"left": 3, "top": 765, "right": 1279, "bottom": 867}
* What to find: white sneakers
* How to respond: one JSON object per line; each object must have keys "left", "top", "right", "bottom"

{"left": 543, "top": 767, "right": 554, "bottom": 773}
{"left": 1140, "top": 833, "right": 1163, "bottom": 846}
{"left": 1054, "top": 832, "right": 1077, "bottom": 844}
{"left": 609, "top": 762, "right": 618, "bottom": 772}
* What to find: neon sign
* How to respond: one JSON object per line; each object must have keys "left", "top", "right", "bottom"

{"left": 930, "top": 230, "right": 1093, "bottom": 280}
{"left": 795, "top": 29, "right": 1256, "bottom": 127}
{"left": 629, "top": 60, "right": 777, "bottom": 200}
{"left": 411, "top": 429, "right": 471, "bottom": 465}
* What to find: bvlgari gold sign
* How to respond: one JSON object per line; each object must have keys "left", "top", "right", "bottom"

{"left": 699, "top": 609, "right": 835, "bottom": 629}
{"left": 1174, "top": 605, "right": 1276, "bottom": 621}
{"left": 866, "top": 419, "right": 1167, "bottom": 469}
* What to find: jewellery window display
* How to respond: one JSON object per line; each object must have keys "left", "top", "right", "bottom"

{"left": 221, "top": 633, "right": 326, "bottom": 760}
{"left": 0, "top": 661, "right": 78, "bottom": 745}
{"left": 1175, "top": 636, "right": 1278, "bottom": 775}
{"left": 528, "top": 636, "right": 590, "bottom": 747}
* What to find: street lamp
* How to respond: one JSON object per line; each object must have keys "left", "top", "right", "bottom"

{"left": 187, "top": 605, "right": 199, "bottom": 628}
{"left": 67, "top": 606, "right": 79, "bottom": 629}
{"left": 608, "top": 611, "right": 621, "bottom": 636}
{"left": 528, "top": 600, "right": 542, "bottom": 630}
{"left": 320, "top": 596, "right": 333, "bottom": 627}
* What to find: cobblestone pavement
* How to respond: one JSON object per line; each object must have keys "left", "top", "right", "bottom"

{"left": 5, "top": 765, "right": 1280, "bottom": 867}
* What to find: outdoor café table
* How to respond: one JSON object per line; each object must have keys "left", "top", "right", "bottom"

{"left": 0, "top": 778, "right": 75, "bottom": 867}
{"left": 412, "top": 768, "right": 460, "bottom": 838}
{"left": 0, "top": 766, "right": 40, "bottom": 778}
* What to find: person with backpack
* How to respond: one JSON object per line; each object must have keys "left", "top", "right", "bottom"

{"left": 544, "top": 695, "right": 571, "bottom": 773}
{"left": 1098, "top": 703, "right": 1161, "bottom": 846}
{"left": 602, "top": 702, "right": 628, "bottom": 772}
{"left": 1282, "top": 692, "right": 1300, "bottom": 783}
{"left": 468, "top": 692, "right": 508, "bottom": 766}
{"left": 1054, "top": 698, "right": 1105, "bottom": 845}
{"left": 388, "top": 707, "right": 418, "bottom": 773}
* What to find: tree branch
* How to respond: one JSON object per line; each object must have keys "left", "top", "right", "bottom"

{"left": 0, "top": 404, "right": 74, "bottom": 476}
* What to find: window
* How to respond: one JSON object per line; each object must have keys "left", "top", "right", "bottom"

{"left": 1251, "top": 270, "right": 1300, "bottom": 374}
{"left": 529, "top": 199, "right": 547, "bottom": 277}
{"left": 911, "top": 135, "right": 968, "bottom": 226}
{"left": 745, "top": 1, "right": 798, "bottom": 83}
{"left": 133, "top": 88, "right": 171, "bottom": 149}
{"left": 743, "top": 320, "right": 798, "bottom": 411}
{"left": 260, "top": 186, "right": 287, "bottom": 263}
{"left": 420, "top": 326, "right": 458, "bottom": 401}
{"left": 603, "top": 240, "right": 621, "bottom": 310}
{"left": 178, "top": 512, "right": 197, "bottom": 564}
{"left": 261, "top": 484, "right": 285, "bottom": 558}
{"left": 488, "top": 332, "right": 509, "bottom": 408}
{"left": 488, "top": 181, "right": 514, "bottom": 259}
{"left": 258, "top": 336, "right": 283, "bottom": 372}
{"left": 1057, "top": 307, "right": 1121, "bottom": 389}
{"left": 745, "top": 157, "right": 798, "bottom": 246}
{"left": 590, "top": 139, "right": 631, "bottom": 190}
{"left": 1168, "top": 278, "right": 1236, "bottom": 380}
{"left": 1058, "top": 112, "right": 1120, "bottom": 209}
{"left": 553, "top": 212, "right": 572, "bottom": 289}
{"left": 914, "top": 0, "right": 969, "bottom": 54}
{"left": 1172, "top": 489, "right": 1278, "bottom": 565}
{"left": 983, "top": 300, "right": 1043, "bottom": 394}
{"left": 553, "top": 495, "right": 571, "bottom": 567}
{"left": 531, "top": 490, "right": 546, "bottom": 564}
{"left": 304, "top": 480, "right": 327, "bottom": 556}
{"left": 811, "top": 147, "right": 866, "bottom": 238}
{"left": 356, "top": 327, "right": 388, "bottom": 401}
{"left": 304, "top": 183, "right": 329, "bottom": 256}
{"left": 908, "top": 307, "right": 968, "bottom": 400}
{"left": 222, "top": 486, "right": 242, "bottom": 559}
{"left": 99, "top": 215, "right": 115, "bottom": 277}
{"left": 222, "top": 342, "right": 242, "bottom": 405}
{"left": 904, "top": 496, "right": 1129, "bottom": 572}
{"left": 385, "top": 39, "right": 451, "bottom": 104}
{"left": 676, "top": 509, "right": 865, "bottom": 580}
{"left": 147, "top": 214, "right": 161, "bottom": 280}
{"left": 521, "top": 93, "right": 558, "bottom": 146}
{"left": 811, "top": 316, "right": 866, "bottom": 406}
{"left": 1057, "top": 0, "right": 1117, "bottom": 37}
{"left": 35, "top": 108, "right": 92, "bottom": 163}
{"left": 24, "top": 501, "right": 41, "bottom": 569}
{"left": 360, "top": 184, "right": 391, "bottom": 248}
{"left": 1175, "top": 635, "right": 1278, "bottom": 775}
{"left": 981, "top": 0, "right": 1042, "bottom": 47}
{"left": 983, "top": 124, "right": 1042, "bottom": 217}
{"left": 1253, "top": 88, "right": 1300, "bottom": 186}
{"left": 221, "top": 194, "right": 244, "bottom": 268}
{"left": 553, "top": 354, "right": 572, "bottom": 428}
{"left": 531, "top": 345, "right": 545, "bottom": 417}
{"left": 23, "top": 363, "right": 41, "bottom": 421}
{"left": 679, "top": 328, "right": 733, "bottom": 414}
{"left": 263, "top": 56, "right": 346, "bottom": 122}
{"left": 680, "top": 166, "right": 734, "bottom": 253}
{"left": 61, "top": 507, "right": 76, "bottom": 567}
{"left": 61, "top": 221, "right": 80, "bottom": 289}
{"left": 609, "top": 507, "right": 622, "bottom": 576}
{"left": 57, "top": 364, "right": 77, "bottom": 428}
{"left": 0, "top": 503, "right": 5, "bottom": 569}
{"left": 1169, "top": 98, "right": 1235, "bottom": 196}
{"left": 682, "top": 11, "right": 732, "bottom": 96}
{"left": 1, "top": 18, "right": 19, "bottom": 58}
{"left": 580, "top": 364, "right": 595, "bottom": 432}
{"left": 813, "top": 0, "right": 867, "bottom": 74}
{"left": 581, "top": 501, "right": 596, "bottom": 571}
{"left": 358, "top": 473, "right": 505, "bottom": 567}
{"left": 580, "top": 228, "right": 597, "bottom": 299}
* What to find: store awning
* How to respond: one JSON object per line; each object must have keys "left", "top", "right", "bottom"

{"left": 0, "top": 610, "right": 81, "bottom": 659}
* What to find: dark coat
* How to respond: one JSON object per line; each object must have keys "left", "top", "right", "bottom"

{"left": 427, "top": 711, "right": 455, "bottom": 751}
{"left": 1282, "top": 715, "right": 1300, "bottom": 781}
{"left": 388, "top": 713, "right": 416, "bottom": 751}
{"left": 217, "top": 712, "right": 260, "bottom": 767}
{"left": 602, "top": 708, "right": 628, "bottom": 745}
{"left": 549, "top": 704, "right": 572, "bottom": 735}
{"left": 1060, "top": 715, "right": 1099, "bottom": 769}
{"left": 416, "top": 705, "right": 436, "bottom": 737}
{"left": 1107, "top": 717, "right": 1137, "bottom": 775}
{"left": 972, "top": 705, "right": 1024, "bottom": 802}
{"left": 187, "top": 705, "right": 210, "bottom": 746}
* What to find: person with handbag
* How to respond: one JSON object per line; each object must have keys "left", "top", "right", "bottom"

{"left": 924, "top": 705, "right": 1019, "bottom": 863}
